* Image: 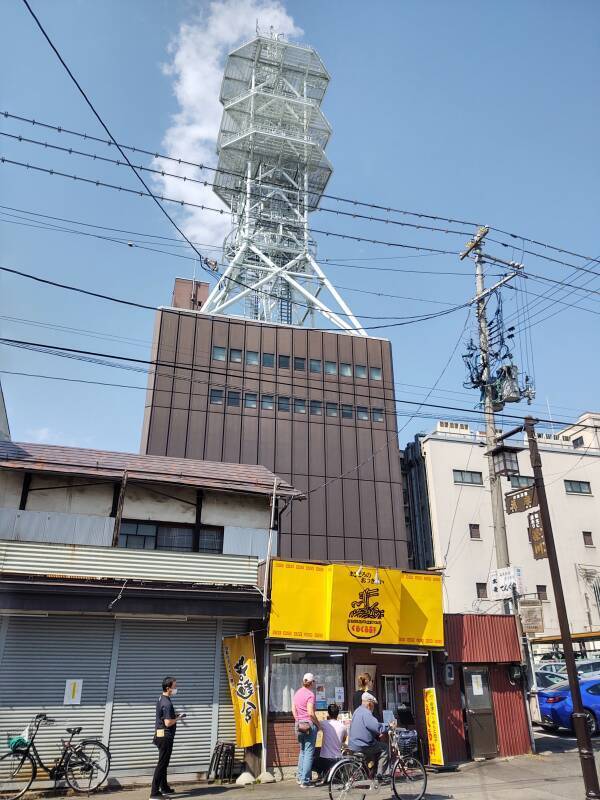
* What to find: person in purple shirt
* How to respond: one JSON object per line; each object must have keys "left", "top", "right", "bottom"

{"left": 292, "top": 673, "right": 321, "bottom": 787}
{"left": 348, "top": 692, "right": 391, "bottom": 778}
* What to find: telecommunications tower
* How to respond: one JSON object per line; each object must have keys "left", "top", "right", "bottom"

{"left": 202, "top": 34, "right": 367, "bottom": 336}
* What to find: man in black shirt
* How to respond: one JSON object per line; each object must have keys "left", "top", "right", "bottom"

{"left": 151, "top": 676, "right": 183, "bottom": 800}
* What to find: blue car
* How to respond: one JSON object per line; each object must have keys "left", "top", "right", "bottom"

{"left": 538, "top": 676, "right": 600, "bottom": 735}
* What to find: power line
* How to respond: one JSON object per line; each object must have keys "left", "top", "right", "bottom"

{"left": 1, "top": 336, "right": 597, "bottom": 433}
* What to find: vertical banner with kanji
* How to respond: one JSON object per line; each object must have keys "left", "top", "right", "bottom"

{"left": 222, "top": 634, "right": 263, "bottom": 747}
{"left": 423, "top": 687, "right": 444, "bottom": 766}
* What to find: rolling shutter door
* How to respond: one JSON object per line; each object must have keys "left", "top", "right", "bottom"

{"left": 108, "top": 619, "right": 217, "bottom": 775}
{"left": 0, "top": 615, "right": 113, "bottom": 765}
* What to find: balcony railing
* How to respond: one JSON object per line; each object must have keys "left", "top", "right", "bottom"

{"left": 0, "top": 507, "right": 115, "bottom": 546}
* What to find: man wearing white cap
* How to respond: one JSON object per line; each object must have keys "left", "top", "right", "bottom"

{"left": 292, "top": 673, "right": 320, "bottom": 787}
{"left": 348, "top": 692, "right": 391, "bottom": 778}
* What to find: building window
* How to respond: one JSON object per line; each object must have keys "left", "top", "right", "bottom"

{"left": 211, "top": 345, "right": 226, "bottom": 362}
{"left": 245, "top": 350, "right": 259, "bottom": 366}
{"left": 469, "top": 523, "right": 481, "bottom": 540}
{"left": 310, "top": 400, "right": 322, "bottom": 416}
{"left": 262, "top": 352, "right": 275, "bottom": 368}
{"left": 356, "top": 406, "right": 369, "bottom": 421}
{"left": 244, "top": 392, "right": 258, "bottom": 409}
{"left": 209, "top": 388, "right": 224, "bottom": 405}
{"left": 227, "top": 390, "right": 240, "bottom": 407}
{"left": 229, "top": 348, "right": 242, "bottom": 363}
{"left": 324, "top": 361, "right": 337, "bottom": 376}
{"left": 261, "top": 394, "right": 274, "bottom": 411}
{"left": 537, "top": 584, "right": 548, "bottom": 602}
{"left": 309, "top": 358, "right": 322, "bottom": 374}
{"left": 269, "top": 651, "right": 344, "bottom": 713}
{"left": 339, "top": 362, "right": 352, "bottom": 377}
{"left": 565, "top": 480, "right": 592, "bottom": 495}
{"left": 294, "top": 356, "right": 306, "bottom": 371}
{"left": 294, "top": 398, "right": 307, "bottom": 415}
{"left": 510, "top": 475, "right": 534, "bottom": 489}
{"left": 370, "top": 366, "right": 382, "bottom": 381}
{"left": 583, "top": 531, "right": 594, "bottom": 547}
{"left": 355, "top": 364, "right": 367, "bottom": 379}
{"left": 278, "top": 396, "right": 290, "bottom": 412}
{"left": 453, "top": 469, "right": 484, "bottom": 485}
{"left": 372, "top": 408, "right": 384, "bottom": 423}
{"left": 326, "top": 402, "right": 338, "bottom": 418}
{"left": 341, "top": 404, "right": 353, "bottom": 419}
{"left": 476, "top": 582, "right": 488, "bottom": 599}
{"left": 573, "top": 436, "right": 585, "bottom": 449}
{"left": 119, "top": 521, "right": 224, "bottom": 554}
{"left": 278, "top": 354, "right": 290, "bottom": 369}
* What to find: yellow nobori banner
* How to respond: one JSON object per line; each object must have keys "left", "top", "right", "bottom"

{"left": 423, "top": 687, "right": 444, "bottom": 766}
{"left": 268, "top": 560, "right": 443, "bottom": 646}
{"left": 222, "top": 634, "right": 263, "bottom": 747}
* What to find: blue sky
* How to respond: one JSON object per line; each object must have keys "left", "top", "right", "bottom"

{"left": 1, "top": 0, "right": 599, "bottom": 452}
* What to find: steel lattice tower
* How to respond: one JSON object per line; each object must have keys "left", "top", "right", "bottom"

{"left": 202, "top": 35, "right": 367, "bottom": 336}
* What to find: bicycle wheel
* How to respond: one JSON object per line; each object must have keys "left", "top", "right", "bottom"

{"left": 65, "top": 740, "right": 110, "bottom": 793}
{"left": 0, "top": 750, "right": 36, "bottom": 800}
{"left": 328, "top": 760, "right": 367, "bottom": 800}
{"left": 391, "top": 756, "right": 427, "bottom": 800}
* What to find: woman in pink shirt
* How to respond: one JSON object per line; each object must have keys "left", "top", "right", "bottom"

{"left": 292, "top": 673, "right": 320, "bottom": 787}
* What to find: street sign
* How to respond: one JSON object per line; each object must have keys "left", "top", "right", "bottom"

{"left": 488, "top": 566, "right": 525, "bottom": 601}
{"left": 528, "top": 510, "right": 547, "bottom": 560}
{"left": 505, "top": 486, "right": 537, "bottom": 514}
{"left": 519, "top": 599, "right": 544, "bottom": 634}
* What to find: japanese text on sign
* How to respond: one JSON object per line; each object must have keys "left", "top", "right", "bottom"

{"left": 488, "top": 566, "right": 524, "bottom": 600}
{"left": 423, "top": 687, "right": 444, "bottom": 766}
{"left": 222, "top": 634, "right": 263, "bottom": 747}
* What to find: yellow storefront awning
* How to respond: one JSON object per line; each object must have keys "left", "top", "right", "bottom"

{"left": 268, "top": 560, "right": 444, "bottom": 648}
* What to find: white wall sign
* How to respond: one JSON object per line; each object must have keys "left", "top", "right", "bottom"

{"left": 471, "top": 674, "right": 483, "bottom": 696}
{"left": 64, "top": 679, "right": 83, "bottom": 705}
{"left": 488, "top": 566, "right": 525, "bottom": 600}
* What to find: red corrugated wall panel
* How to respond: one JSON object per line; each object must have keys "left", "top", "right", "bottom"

{"left": 444, "top": 614, "right": 522, "bottom": 663}
{"left": 436, "top": 680, "right": 468, "bottom": 764}
{"left": 490, "top": 665, "right": 531, "bottom": 757}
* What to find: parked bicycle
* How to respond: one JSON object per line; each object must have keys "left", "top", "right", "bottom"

{"left": 0, "top": 713, "right": 110, "bottom": 800}
{"left": 328, "top": 727, "right": 427, "bottom": 800}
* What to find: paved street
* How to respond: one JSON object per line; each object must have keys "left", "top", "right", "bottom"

{"left": 55, "top": 731, "right": 598, "bottom": 800}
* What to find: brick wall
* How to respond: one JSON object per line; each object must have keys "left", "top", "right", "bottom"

{"left": 267, "top": 717, "right": 298, "bottom": 767}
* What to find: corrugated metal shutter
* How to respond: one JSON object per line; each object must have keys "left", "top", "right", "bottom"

{"left": 0, "top": 615, "right": 113, "bottom": 765}
{"left": 218, "top": 620, "right": 249, "bottom": 756}
{"left": 108, "top": 619, "right": 217, "bottom": 775}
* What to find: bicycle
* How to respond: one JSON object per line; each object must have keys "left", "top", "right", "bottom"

{"left": 328, "top": 728, "right": 427, "bottom": 800}
{"left": 0, "top": 713, "right": 111, "bottom": 800}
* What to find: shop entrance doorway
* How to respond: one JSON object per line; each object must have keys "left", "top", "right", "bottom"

{"left": 381, "top": 674, "right": 414, "bottom": 723}
{"left": 463, "top": 666, "right": 498, "bottom": 759}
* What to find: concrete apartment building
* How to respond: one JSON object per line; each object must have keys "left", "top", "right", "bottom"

{"left": 404, "top": 412, "right": 600, "bottom": 640}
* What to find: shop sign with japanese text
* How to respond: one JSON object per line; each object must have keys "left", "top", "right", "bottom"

{"left": 528, "top": 511, "right": 547, "bottom": 560}
{"left": 222, "top": 634, "right": 262, "bottom": 747}
{"left": 505, "top": 486, "right": 537, "bottom": 514}
{"left": 423, "top": 687, "right": 444, "bottom": 766}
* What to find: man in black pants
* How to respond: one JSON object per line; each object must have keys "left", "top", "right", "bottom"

{"left": 151, "top": 677, "right": 184, "bottom": 800}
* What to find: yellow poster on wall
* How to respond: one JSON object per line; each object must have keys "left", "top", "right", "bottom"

{"left": 222, "top": 634, "right": 263, "bottom": 747}
{"left": 423, "top": 687, "right": 444, "bottom": 766}
{"left": 268, "top": 560, "right": 443, "bottom": 647}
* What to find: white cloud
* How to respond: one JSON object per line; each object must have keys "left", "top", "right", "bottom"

{"left": 25, "top": 426, "right": 53, "bottom": 444}
{"left": 155, "top": 0, "right": 302, "bottom": 251}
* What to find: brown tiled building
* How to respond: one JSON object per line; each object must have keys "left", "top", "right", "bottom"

{"left": 141, "top": 282, "right": 408, "bottom": 566}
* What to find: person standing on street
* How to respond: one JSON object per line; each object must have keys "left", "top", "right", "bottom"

{"left": 292, "top": 673, "right": 320, "bottom": 787}
{"left": 150, "top": 677, "right": 185, "bottom": 800}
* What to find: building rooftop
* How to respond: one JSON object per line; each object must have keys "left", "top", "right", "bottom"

{"left": 0, "top": 440, "right": 302, "bottom": 499}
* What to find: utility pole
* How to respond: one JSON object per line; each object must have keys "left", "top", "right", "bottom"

{"left": 523, "top": 416, "right": 600, "bottom": 799}
{"left": 461, "top": 227, "right": 510, "bottom": 569}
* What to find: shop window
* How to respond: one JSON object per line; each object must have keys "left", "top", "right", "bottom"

{"left": 510, "top": 475, "right": 534, "bottom": 489}
{"left": 119, "top": 521, "right": 223, "bottom": 554}
{"left": 565, "top": 480, "right": 592, "bottom": 495}
{"left": 209, "top": 388, "right": 224, "bottom": 405}
{"left": 324, "top": 361, "right": 337, "bottom": 376}
{"left": 309, "top": 358, "right": 322, "bottom": 374}
{"left": 294, "top": 357, "right": 306, "bottom": 371}
{"left": 263, "top": 352, "right": 275, "bottom": 368}
{"left": 294, "top": 398, "right": 307, "bottom": 415}
{"left": 340, "top": 362, "right": 352, "bottom": 377}
{"left": 453, "top": 469, "right": 483, "bottom": 485}
{"left": 372, "top": 408, "right": 384, "bottom": 423}
{"left": 370, "top": 367, "right": 382, "bottom": 381}
{"left": 278, "top": 396, "right": 290, "bottom": 412}
{"left": 382, "top": 675, "right": 414, "bottom": 719}
{"left": 326, "top": 402, "right": 338, "bottom": 418}
{"left": 227, "top": 390, "right": 240, "bottom": 407}
{"left": 310, "top": 400, "right": 323, "bottom": 416}
{"left": 269, "top": 651, "right": 345, "bottom": 713}
{"left": 469, "top": 523, "right": 481, "bottom": 540}
{"left": 341, "top": 404, "right": 353, "bottom": 419}
{"left": 476, "top": 582, "right": 488, "bottom": 599}
{"left": 583, "top": 531, "right": 594, "bottom": 547}
{"left": 261, "top": 394, "right": 274, "bottom": 411}
{"left": 537, "top": 584, "right": 549, "bottom": 602}
{"left": 245, "top": 350, "right": 259, "bottom": 366}
{"left": 244, "top": 392, "right": 258, "bottom": 409}
{"left": 355, "top": 364, "right": 367, "bottom": 379}
{"left": 211, "top": 345, "right": 226, "bottom": 362}
{"left": 278, "top": 354, "right": 290, "bottom": 369}
{"left": 229, "top": 348, "right": 242, "bottom": 363}
{"left": 356, "top": 406, "right": 369, "bottom": 421}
